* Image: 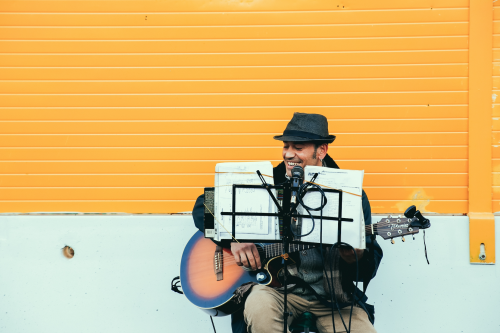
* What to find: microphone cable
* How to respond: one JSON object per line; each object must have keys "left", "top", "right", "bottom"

{"left": 290, "top": 181, "right": 328, "bottom": 237}
{"left": 290, "top": 177, "right": 349, "bottom": 332}
{"left": 332, "top": 241, "right": 359, "bottom": 333}
{"left": 300, "top": 183, "right": 359, "bottom": 333}
{"left": 296, "top": 182, "right": 351, "bottom": 333}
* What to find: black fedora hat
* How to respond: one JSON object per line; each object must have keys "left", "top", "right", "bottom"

{"left": 273, "top": 112, "right": 336, "bottom": 143}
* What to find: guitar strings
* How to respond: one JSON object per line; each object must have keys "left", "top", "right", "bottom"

{"left": 364, "top": 221, "right": 414, "bottom": 230}
{"left": 205, "top": 204, "right": 411, "bottom": 267}
{"left": 221, "top": 220, "right": 414, "bottom": 267}
{"left": 220, "top": 243, "right": 315, "bottom": 267}
{"left": 219, "top": 244, "right": 307, "bottom": 266}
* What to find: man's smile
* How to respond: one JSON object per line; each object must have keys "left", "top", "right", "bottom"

{"left": 282, "top": 141, "right": 326, "bottom": 177}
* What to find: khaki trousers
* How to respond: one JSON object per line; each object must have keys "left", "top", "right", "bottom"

{"left": 244, "top": 285, "right": 377, "bottom": 333}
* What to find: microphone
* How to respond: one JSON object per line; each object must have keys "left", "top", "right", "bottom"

{"left": 291, "top": 165, "right": 304, "bottom": 204}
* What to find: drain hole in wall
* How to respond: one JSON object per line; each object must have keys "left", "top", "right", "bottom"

{"left": 63, "top": 246, "right": 75, "bottom": 259}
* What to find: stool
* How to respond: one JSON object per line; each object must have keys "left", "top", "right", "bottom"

{"left": 290, "top": 312, "right": 317, "bottom": 333}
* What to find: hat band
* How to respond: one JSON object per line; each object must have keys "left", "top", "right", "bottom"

{"left": 282, "top": 129, "right": 328, "bottom": 140}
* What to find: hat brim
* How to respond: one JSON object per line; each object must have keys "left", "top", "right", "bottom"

{"left": 273, "top": 134, "right": 335, "bottom": 144}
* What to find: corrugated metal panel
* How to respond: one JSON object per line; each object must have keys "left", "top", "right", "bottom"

{"left": 0, "top": 0, "right": 469, "bottom": 213}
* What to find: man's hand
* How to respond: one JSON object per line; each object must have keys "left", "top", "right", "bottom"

{"left": 339, "top": 248, "right": 364, "bottom": 264}
{"left": 231, "top": 243, "right": 262, "bottom": 270}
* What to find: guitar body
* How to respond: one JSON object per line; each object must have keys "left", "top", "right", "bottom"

{"left": 180, "top": 231, "right": 282, "bottom": 316}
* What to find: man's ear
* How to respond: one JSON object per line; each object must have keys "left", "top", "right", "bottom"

{"left": 317, "top": 143, "right": 328, "bottom": 160}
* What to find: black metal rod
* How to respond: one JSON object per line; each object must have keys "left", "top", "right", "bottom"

{"left": 221, "top": 212, "right": 279, "bottom": 217}
{"left": 221, "top": 211, "right": 353, "bottom": 222}
{"left": 256, "top": 170, "right": 283, "bottom": 213}
{"left": 337, "top": 191, "right": 343, "bottom": 244}
{"left": 233, "top": 239, "right": 320, "bottom": 245}
{"left": 290, "top": 215, "right": 352, "bottom": 222}
{"left": 281, "top": 180, "right": 291, "bottom": 333}
{"left": 232, "top": 184, "right": 236, "bottom": 240}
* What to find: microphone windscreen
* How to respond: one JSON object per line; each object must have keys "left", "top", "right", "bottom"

{"left": 292, "top": 165, "right": 304, "bottom": 178}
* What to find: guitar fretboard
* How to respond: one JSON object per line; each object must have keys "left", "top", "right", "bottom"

{"left": 259, "top": 219, "right": 412, "bottom": 258}
{"left": 262, "top": 243, "right": 314, "bottom": 259}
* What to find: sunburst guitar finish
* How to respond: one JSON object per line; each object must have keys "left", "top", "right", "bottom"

{"left": 180, "top": 232, "right": 261, "bottom": 316}
{"left": 180, "top": 231, "right": 310, "bottom": 317}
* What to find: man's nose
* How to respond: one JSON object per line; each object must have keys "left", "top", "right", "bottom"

{"left": 284, "top": 149, "right": 295, "bottom": 159}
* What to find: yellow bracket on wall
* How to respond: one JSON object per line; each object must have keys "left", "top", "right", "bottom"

{"left": 469, "top": 213, "right": 495, "bottom": 264}
{"left": 468, "top": 0, "right": 495, "bottom": 264}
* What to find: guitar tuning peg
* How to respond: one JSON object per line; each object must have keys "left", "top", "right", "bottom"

{"left": 391, "top": 239, "right": 395, "bottom": 244}
{"left": 402, "top": 236, "right": 405, "bottom": 242}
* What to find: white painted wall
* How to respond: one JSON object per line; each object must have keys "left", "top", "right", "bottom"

{"left": 0, "top": 215, "right": 499, "bottom": 333}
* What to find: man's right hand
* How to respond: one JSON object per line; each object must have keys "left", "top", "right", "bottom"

{"left": 230, "top": 243, "right": 262, "bottom": 270}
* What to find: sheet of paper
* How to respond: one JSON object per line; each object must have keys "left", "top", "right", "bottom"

{"left": 214, "top": 162, "right": 276, "bottom": 241}
{"left": 299, "top": 166, "right": 365, "bottom": 248}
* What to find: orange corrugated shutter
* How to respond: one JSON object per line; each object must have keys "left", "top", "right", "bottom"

{"left": 0, "top": 0, "right": 470, "bottom": 213}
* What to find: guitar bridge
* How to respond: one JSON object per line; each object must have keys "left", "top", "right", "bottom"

{"left": 214, "top": 246, "right": 223, "bottom": 281}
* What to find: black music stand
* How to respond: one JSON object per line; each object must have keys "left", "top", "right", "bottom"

{"left": 220, "top": 171, "right": 354, "bottom": 333}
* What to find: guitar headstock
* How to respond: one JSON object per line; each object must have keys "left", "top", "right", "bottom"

{"left": 375, "top": 216, "right": 420, "bottom": 242}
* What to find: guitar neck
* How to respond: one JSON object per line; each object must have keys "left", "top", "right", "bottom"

{"left": 262, "top": 225, "right": 378, "bottom": 259}
{"left": 262, "top": 243, "right": 315, "bottom": 259}
{"left": 261, "top": 218, "right": 415, "bottom": 258}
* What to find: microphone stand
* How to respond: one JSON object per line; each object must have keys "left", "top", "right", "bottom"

{"left": 281, "top": 179, "right": 292, "bottom": 333}
{"left": 282, "top": 166, "right": 304, "bottom": 333}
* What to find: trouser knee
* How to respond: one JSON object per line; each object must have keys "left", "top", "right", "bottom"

{"left": 244, "top": 286, "right": 284, "bottom": 332}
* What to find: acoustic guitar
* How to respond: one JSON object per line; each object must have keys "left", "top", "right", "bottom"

{"left": 180, "top": 216, "right": 423, "bottom": 316}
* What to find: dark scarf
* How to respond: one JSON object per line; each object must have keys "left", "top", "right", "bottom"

{"left": 272, "top": 154, "right": 351, "bottom": 304}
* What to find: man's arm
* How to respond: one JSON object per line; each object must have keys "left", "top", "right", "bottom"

{"left": 192, "top": 194, "right": 206, "bottom": 233}
{"left": 192, "top": 194, "right": 228, "bottom": 247}
{"left": 192, "top": 194, "right": 261, "bottom": 270}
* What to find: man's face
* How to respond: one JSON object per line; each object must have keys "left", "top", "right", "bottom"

{"left": 282, "top": 141, "right": 327, "bottom": 177}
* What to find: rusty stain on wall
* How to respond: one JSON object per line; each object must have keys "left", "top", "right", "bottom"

{"left": 395, "top": 189, "right": 434, "bottom": 213}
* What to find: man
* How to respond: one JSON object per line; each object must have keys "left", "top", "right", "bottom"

{"left": 192, "top": 113, "right": 382, "bottom": 333}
